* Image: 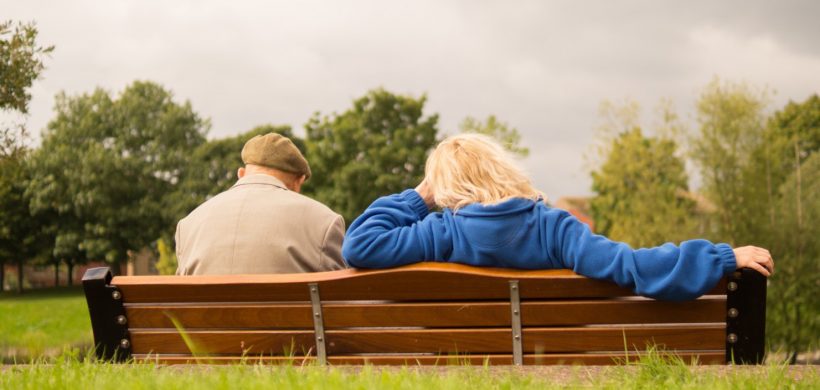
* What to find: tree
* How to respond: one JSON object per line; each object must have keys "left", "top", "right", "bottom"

{"left": 1, "top": 20, "right": 53, "bottom": 156}
{"left": 26, "top": 81, "right": 209, "bottom": 271}
{"left": 0, "top": 21, "right": 52, "bottom": 291}
{"left": 589, "top": 99, "right": 698, "bottom": 248}
{"left": 750, "top": 95, "right": 820, "bottom": 362}
{"left": 756, "top": 95, "right": 820, "bottom": 239}
{"left": 304, "top": 88, "right": 439, "bottom": 223}
{"left": 459, "top": 115, "right": 529, "bottom": 157}
{"left": 0, "top": 149, "right": 49, "bottom": 292}
{"left": 690, "top": 78, "right": 769, "bottom": 245}
{"left": 767, "top": 153, "right": 820, "bottom": 362}
{"left": 591, "top": 128, "right": 696, "bottom": 248}
{"left": 691, "top": 89, "right": 819, "bottom": 361}
{"left": 0, "top": 20, "right": 53, "bottom": 113}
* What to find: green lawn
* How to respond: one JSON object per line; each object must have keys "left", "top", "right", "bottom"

{"left": 0, "top": 287, "right": 92, "bottom": 361}
{"left": 1, "top": 354, "right": 817, "bottom": 390}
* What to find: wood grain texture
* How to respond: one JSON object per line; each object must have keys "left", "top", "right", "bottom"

{"left": 112, "top": 262, "right": 728, "bottom": 303}
{"left": 129, "top": 325, "right": 724, "bottom": 355}
{"left": 125, "top": 297, "right": 726, "bottom": 329}
{"left": 133, "top": 351, "right": 726, "bottom": 365}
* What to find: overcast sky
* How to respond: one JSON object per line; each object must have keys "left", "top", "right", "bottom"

{"left": 4, "top": 0, "right": 819, "bottom": 200}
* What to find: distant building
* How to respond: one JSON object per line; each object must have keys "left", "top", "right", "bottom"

{"left": 126, "top": 247, "right": 158, "bottom": 276}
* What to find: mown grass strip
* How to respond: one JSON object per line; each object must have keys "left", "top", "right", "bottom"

{"left": 1, "top": 349, "right": 817, "bottom": 390}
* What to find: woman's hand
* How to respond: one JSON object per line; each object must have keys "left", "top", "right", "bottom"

{"left": 733, "top": 246, "right": 774, "bottom": 277}
{"left": 414, "top": 180, "right": 436, "bottom": 210}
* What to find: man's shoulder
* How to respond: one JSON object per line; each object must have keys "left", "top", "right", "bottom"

{"left": 188, "top": 184, "right": 340, "bottom": 223}
{"left": 284, "top": 191, "right": 342, "bottom": 221}
{"left": 218, "top": 185, "right": 340, "bottom": 219}
{"left": 181, "top": 187, "right": 239, "bottom": 218}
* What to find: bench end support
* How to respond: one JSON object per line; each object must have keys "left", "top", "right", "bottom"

{"left": 726, "top": 268, "right": 766, "bottom": 364}
{"left": 82, "top": 267, "right": 131, "bottom": 362}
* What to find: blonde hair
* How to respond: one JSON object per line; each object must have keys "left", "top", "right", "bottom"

{"left": 425, "top": 133, "right": 542, "bottom": 211}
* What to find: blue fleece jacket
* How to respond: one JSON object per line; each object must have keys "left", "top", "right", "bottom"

{"left": 342, "top": 190, "right": 737, "bottom": 301}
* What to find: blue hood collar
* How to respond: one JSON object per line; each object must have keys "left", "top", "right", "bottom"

{"left": 454, "top": 197, "right": 541, "bottom": 217}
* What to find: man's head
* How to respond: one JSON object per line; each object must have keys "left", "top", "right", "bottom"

{"left": 238, "top": 133, "right": 310, "bottom": 192}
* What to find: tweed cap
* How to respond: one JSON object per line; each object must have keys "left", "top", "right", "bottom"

{"left": 241, "top": 133, "right": 311, "bottom": 180}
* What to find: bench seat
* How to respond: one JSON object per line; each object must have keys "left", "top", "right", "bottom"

{"left": 82, "top": 262, "right": 766, "bottom": 365}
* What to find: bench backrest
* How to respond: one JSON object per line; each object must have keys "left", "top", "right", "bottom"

{"left": 82, "top": 263, "right": 766, "bottom": 365}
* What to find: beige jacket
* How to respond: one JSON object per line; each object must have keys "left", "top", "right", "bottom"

{"left": 175, "top": 174, "right": 346, "bottom": 275}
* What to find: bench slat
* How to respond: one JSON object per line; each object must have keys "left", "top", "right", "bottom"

{"left": 133, "top": 351, "right": 726, "bottom": 365}
{"left": 112, "top": 263, "right": 728, "bottom": 303}
{"left": 126, "top": 297, "right": 726, "bottom": 329}
{"left": 129, "top": 324, "right": 725, "bottom": 355}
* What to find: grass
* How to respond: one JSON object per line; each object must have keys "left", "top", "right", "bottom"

{"left": 0, "top": 287, "right": 92, "bottom": 360}
{"left": 0, "top": 350, "right": 817, "bottom": 389}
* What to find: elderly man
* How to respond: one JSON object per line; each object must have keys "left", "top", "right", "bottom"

{"left": 175, "top": 133, "right": 346, "bottom": 275}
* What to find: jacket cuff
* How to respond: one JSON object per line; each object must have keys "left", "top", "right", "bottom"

{"left": 400, "top": 189, "right": 430, "bottom": 219}
{"left": 716, "top": 243, "right": 737, "bottom": 275}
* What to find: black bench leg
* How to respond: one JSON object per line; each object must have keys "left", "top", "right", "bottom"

{"left": 726, "top": 268, "right": 767, "bottom": 364}
{"left": 82, "top": 267, "right": 131, "bottom": 362}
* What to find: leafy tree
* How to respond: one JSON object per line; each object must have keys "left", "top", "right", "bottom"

{"left": 767, "top": 153, "right": 820, "bottom": 361}
{"left": 304, "top": 88, "right": 439, "bottom": 223}
{"left": 0, "top": 150, "right": 49, "bottom": 291}
{"left": 0, "top": 151, "right": 24, "bottom": 291}
{"left": 690, "top": 78, "right": 769, "bottom": 245}
{"left": 0, "top": 20, "right": 53, "bottom": 113}
{"left": 459, "top": 115, "right": 529, "bottom": 157}
{"left": 755, "top": 95, "right": 820, "bottom": 237}
{"left": 591, "top": 127, "right": 696, "bottom": 248}
{"left": 26, "top": 81, "right": 209, "bottom": 270}
{"left": 0, "top": 21, "right": 52, "bottom": 290}
{"left": 1, "top": 21, "right": 53, "bottom": 157}
{"left": 690, "top": 87, "right": 818, "bottom": 360}
{"left": 749, "top": 95, "right": 820, "bottom": 361}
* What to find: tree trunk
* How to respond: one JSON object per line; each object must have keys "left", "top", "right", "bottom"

{"left": 793, "top": 140, "right": 803, "bottom": 260}
{"left": 66, "top": 259, "right": 75, "bottom": 287}
{"left": 54, "top": 261, "right": 60, "bottom": 287}
{"left": 0, "top": 260, "right": 5, "bottom": 292}
{"left": 764, "top": 146, "right": 775, "bottom": 232}
{"left": 16, "top": 259, "right": 24, "bottom": 293}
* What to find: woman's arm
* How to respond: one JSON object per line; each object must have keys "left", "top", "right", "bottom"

{"left": 342, "top": 189, "right": 451, "bottom": 268}
{"left": 550, "top": 211, "right": 744, "bottom": 301}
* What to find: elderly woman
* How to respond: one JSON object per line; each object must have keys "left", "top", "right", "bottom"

{"left": 342, "top": 134, "right": 773, "bottom": 300}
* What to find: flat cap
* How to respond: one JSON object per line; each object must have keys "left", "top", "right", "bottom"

{"left": 241, "top": 133, "right": 311, "bottom": 180}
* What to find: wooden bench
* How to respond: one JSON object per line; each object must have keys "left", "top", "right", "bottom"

{"left": 82, "top": 263, "right": 766, "bottom": 365}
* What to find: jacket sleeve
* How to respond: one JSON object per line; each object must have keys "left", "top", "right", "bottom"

{"left": 550, "top": 211, "right": 737, "bottom": 301}
{"left": 320, "top": 215, "right": 348, "bottom": 270}
{"left": 342, "top": 189, "right": 452, "bottom": 268}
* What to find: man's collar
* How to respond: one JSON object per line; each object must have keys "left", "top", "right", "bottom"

{"left": 232, "top": 174, "right": 289, "bottom": 191}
